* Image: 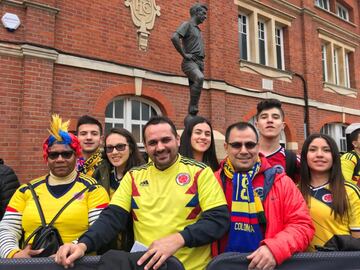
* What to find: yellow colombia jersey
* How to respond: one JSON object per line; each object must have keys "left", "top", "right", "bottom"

{"left": 341, "top": 151, "right": 360, "bottom": 185}
{"left": 8, "top": 173, "right": 109, "bottom": 246}
{"left": 308, "top": 182, "right": 360, "bottom": 251}
{"left": 110, "top": 155, "right": 226, "bottom": 270}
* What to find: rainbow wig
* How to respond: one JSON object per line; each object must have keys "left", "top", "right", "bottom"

{"left": 43, "top": 114, "right": 82, "bottom": 161}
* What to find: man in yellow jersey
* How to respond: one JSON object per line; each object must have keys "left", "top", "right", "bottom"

{"left": 56, "top": 116, "right": 229, "bottom": 270}
{"left": 341, "top": 126, "right": 360, "bottom": 186}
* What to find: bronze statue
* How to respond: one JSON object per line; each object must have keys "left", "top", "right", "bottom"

{"left": 171, "top": 3, "right": 207, "bottom": 118}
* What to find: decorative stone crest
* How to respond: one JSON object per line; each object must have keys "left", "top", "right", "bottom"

{"left": 125, "top": 0, "right": 161, "bottom": 51}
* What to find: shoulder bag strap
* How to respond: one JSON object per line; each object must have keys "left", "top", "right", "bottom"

{"left": 23, "top": 183, "right": 47, "bottom": 246}
{"left": 47, "top": 184, "right": 98, "bottom": 227}
{"left": 27, "top": 183, "right": 46, "bottom": 226}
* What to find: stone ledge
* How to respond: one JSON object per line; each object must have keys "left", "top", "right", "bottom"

{"left": 323, "top": 82, "right": 357, "bottom": 98}
{"left": 239, "top": 60, "right": 293, "bottom": 83}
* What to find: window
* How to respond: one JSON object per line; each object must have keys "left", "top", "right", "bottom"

{"left": 320, "top": 34, "right": 354, "bottom": 89}
{"left": 238, "top": 14, "right": 249, "bottom": 60}
{"left": 258, "top": 21, "right": 267, "bottom": 65}
{"left": 336, "top": 3, "right": 349, "bottom": 21}
{"left": 315, "top": 0, "right": 330, "bottom": 11}
{"left": 321, "top": 45, "right": 328, "bottom": 81}
{"left": 105, "top": 97, "right": 161, "bottom": 143}
{"left": 275, "top": 28, "right": 284, "bottom": 70}
{"left": 344, "top": 53, "right": 350, "bottom": 88}
{"left": 320, "top": 123, "right": 347, "bottom": 152}
{"left": 236, "top": 3, "right": 291, "bottom": 72}
{"left": 333, "top": 48, "right": 339, "bottom": 85}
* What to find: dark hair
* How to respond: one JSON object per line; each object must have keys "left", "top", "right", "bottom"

{"left": 300, "top": 133, "right": 348, "bottom": 219}
{"left": 179, "top": 116, "right": 219, "bottom": 171}
{"left": 104, "top": 128, "right": 145, "bottom": 174}
{"left": 76, "top": 115, "right": 103, "bottom": 135}
{"left": 189, "top": 3, "right": 207, "bottom": 16}
{"left": 225, "top": 122, "right": 259, "bottom": 143}
{"left": 256, "top": 99, "right": 285, "bottom": 120}
{"left": 350, "top": 128, "right": 360, "bottom": 144}
{"left": 142, "top": 116, "right": 178, "bottom": 143}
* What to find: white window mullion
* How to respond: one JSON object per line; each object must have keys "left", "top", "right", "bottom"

{"left": 344, "top": 53, "right": 350, "bottom": 88}
{"left": 321, "top": 44, "right": 328, "bottom": 82}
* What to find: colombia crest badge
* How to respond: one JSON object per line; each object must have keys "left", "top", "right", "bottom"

{"left": 176, "top": 173, "right": 190, "bottom": 186}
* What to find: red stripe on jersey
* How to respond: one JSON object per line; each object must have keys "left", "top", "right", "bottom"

{"left": 186, "top": 205, "right": 201, "bottom": 220}
{"left": 186, "top": 169, "right": 202, "bottom": 194}
{"left": 96, "top": 203, "right": 109, "bottom": 209}
{"left": 130, "top": 172, "right": 140, "bottom": 196}
{"left": 5, "top": 206, "right": 18, "bottom": 212}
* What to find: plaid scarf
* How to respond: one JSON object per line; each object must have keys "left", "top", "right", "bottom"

{"left": 77, "top": 149, "right": 102, "bottom": 176}
{"left": 224, "top": 157, "right": 265, "bottom": 252}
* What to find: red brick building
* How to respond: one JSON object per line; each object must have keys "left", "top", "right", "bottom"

{"left": 1, "top": 0, "right": 359, "bottom": 182}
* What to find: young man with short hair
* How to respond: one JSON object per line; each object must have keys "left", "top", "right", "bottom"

{"left": 76, "top": 115, "right": 104, "bottom": 178}
{"left": 341, "top": 127, "right": 360, "bottom": 186}
{"left": 255, "top": 99, "right": 300, "bottom": 182}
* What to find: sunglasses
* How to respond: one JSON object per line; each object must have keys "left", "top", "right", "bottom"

{"left": 105, "top": 143, "right": 128, "bottom": 153}
{"left": 48, "top": 151, "right": 74, "bottom": 160}
{"left": 228, "top": 141, "right": 258, "bottom": 150}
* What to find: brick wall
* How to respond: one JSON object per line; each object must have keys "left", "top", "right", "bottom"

{"left": 0, "top": 0, "right": 359, "bottom": 180}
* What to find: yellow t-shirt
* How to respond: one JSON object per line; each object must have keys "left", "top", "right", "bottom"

{"left": 110, "top": 155, "right": 226, "bottom": 270}
{"left": 1, "top": 173, "right": 109, "bottom": 258}
{"left": 308, "top": 182, "right": 360, "bottom": 251}
{"left": 341, "top": 151, "right": 360, "bottom": 185}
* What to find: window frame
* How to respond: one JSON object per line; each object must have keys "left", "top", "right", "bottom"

{"left": 321, "top": 44, "right": 328, "bottom": 82}
{"left": 336, "top": 2, "right": 349, "bottom": 21}
{"left": 104, "top": 96, "right": 162, "bottom": 144}
{"left": 258, "top": 20, "right": 267, "bottom": 66}
{"left": 315, "top": 0, "right": 330, "bottom": 11}
{"left": 239, "top": 13, "right": 250, "bottom": 61}
{"left": 320, "top": 123, "right": 348, "bottom": 152}
{"left": 275, "top": 27, "right": 285, "bottom": 70}
{"left": 344, "top": 52, "right": 350, "bottom": 88}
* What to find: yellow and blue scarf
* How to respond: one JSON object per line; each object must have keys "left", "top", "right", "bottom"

{"left": 224, "top": 157, "right": 265, "bottom": 252}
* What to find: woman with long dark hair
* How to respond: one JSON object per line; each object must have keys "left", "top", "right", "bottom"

{"left": 179, "top": 116, "right": 219, "bottom": 171}
{"left": 99, "top": 128, "right": 145, "bottom": 197}
{"left": 96, "top": 127, "right": 145, "bottom": 251}
{"left": 300, "top": 133, "right": 360, "bottom": 251}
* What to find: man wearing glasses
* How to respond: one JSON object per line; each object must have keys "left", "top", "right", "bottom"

{"left": 213, "top": 122, "right": 314, "bottom": 270}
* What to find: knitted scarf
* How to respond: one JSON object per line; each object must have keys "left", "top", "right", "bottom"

{"left": 224, "top": 157, "right": 265, "bottom": 252}
{"left": 77, "top": 149, "right": 102, "bottom": 176}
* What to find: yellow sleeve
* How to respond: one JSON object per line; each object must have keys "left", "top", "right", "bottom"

{"left": 109, "top": 171, "right": 132, "bottom": 212}
{"left": 87, "top": 185, "right": 110, "bottom": 210}
{"left": 346, "top": 184, "right": 360, "bottom": 231}
{"left": 197, "top": 166, "right": 226, "bottom": 212}
{"left": 341, "top": 153, "right": 357, "bottom": 184}
{"left": 7, "top": 184, "right": 28, "bottom": 213}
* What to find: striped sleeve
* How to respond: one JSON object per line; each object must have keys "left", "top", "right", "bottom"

{"left": 0, "top": 207, "right": 23, "bottom": 258}
{"left": 87, "top": 185, "right": 109, "bottom": 225}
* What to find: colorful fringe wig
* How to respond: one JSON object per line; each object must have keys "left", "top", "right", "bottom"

{"left": 42, "top": 114, "right": 82, "bottom": 161}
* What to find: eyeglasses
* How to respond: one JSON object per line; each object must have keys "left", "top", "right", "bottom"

{"left": 105, "top": 144, "right": 128, "bottom": 153}
{"left": 228, "top": 141, "right": 258, "bottom": 150}
{"left": 48, "top": 151, "right": 74, "bottom": 160}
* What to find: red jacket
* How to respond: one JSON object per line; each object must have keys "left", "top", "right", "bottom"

{"left": 213, "top": 156, "right": 314, "bottom": 265}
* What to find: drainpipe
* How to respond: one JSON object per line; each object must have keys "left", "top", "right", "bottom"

{"left": 293, "top": 72, "right": 310, "bottom": 138}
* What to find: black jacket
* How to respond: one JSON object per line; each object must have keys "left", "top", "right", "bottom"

{"left": 0, "top": 159, "right": 20, "bottom": 220}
